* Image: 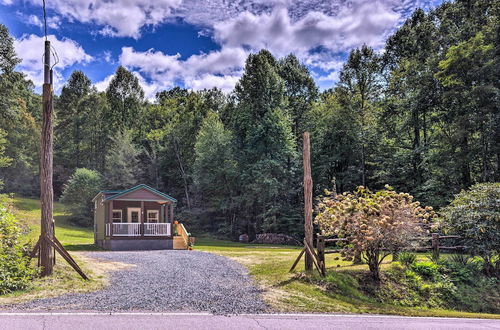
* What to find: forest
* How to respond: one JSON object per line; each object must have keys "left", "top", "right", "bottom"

{"left": 0, "top": 0, "right": 498, "bottom": 240}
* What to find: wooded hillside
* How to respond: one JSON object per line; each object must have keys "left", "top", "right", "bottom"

{"left": 0, "top": 0, "right": 498, "bottom": 239}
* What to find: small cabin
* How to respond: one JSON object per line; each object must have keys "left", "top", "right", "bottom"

{"left": 93, "top": 184, "right": 190, "bottom": 251}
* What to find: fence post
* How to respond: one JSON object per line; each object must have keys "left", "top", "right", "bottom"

{"left": 431, "top": 233, "right": 440, "bottom": 260}
{"left": 317, "top": 236, "right": 325, "bottom": 275}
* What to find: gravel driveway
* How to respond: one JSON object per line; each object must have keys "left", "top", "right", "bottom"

{"left": 3, "top": 251, "right": 268, "bottom": 314}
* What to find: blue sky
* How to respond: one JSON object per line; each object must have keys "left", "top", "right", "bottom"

{"left": 0, "top": 0, "right": 443, "bottom": 99}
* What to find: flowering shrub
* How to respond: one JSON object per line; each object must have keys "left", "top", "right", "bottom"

{"left": 315, "top": 186, "right": 436, "bottom": 280}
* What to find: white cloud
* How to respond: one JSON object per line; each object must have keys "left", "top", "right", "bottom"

{"left": 5, "top": 0, "right": 439, "bottom": 91}
{"left": 116, "top": 46, "right": 247, "bottom": 99}
{"left": 94, "top": 74, "right": 114, "bottom": 92}
{"left": 14, "top": 34, "right": 93, "bottom": 87}
{"left": 103, "top": 0, "right": 406, "bottom": 96}
{"left": 25, "top": 0, "right": 182, "bottom": 39}
{"left": 213, "top": 4, "right": 400, "bottom": 57}
{"left": 27, "top": 15, "right": 42, "bottom": 27}
{"left": 47, "top": 15, "right": 62, "bottom": 30}
{"left": 185, "top": 74, "right": 242, "bottom": 93}
{"left": 102, "top": 51, "right": 114, "bottom": 64}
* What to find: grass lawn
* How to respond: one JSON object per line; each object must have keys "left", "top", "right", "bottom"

{"left": 10, "top": 195, "right": 98, "bottom": 251}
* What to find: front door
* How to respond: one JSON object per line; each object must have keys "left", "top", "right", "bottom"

{"left": 127, "top": 208, "right": 141, "bottom": 223}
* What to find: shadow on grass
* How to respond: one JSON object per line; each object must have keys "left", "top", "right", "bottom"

{"left": 276, "top": 276, "right": 301, "bottom": 287}
{"left": 63, "top": 243, "right": 102, "bottom": 252}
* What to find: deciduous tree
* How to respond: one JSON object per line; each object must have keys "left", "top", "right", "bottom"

{"left": 315, "top": 186, "right": 436, "bottom": 280}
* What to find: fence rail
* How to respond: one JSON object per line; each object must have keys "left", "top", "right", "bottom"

{"left": 312, "top": 234, "right": 464, "bottom": 277}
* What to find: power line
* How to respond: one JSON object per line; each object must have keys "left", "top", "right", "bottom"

{"left": 42, "top": 0, "right": 48, "bottom": 40}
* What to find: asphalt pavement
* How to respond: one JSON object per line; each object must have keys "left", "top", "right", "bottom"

{"left": 1, "top": 312, "right": 499, "bottom": 330}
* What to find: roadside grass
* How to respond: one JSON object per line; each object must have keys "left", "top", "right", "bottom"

{"left": 0, "top": 195, "right": 126, "bottom": 306}
{"left": 0, "top": 253, "right": 131, "bottom": 305}
{"left": 195, "top": 237, "right": 500, "bottom": 319}
{"left": 10, "top": 195, "right": 98, "bottom": 251}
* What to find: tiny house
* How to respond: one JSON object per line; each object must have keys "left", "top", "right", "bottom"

{"left": 93, "top": 184, "right": 190, "bottom": 251}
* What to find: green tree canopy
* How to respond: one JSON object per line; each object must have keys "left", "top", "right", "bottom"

{"left": 442, "top": 183, "right": 500, "bottom": 275}
{"left": 60, "top": 168, "right": 102, "bottom": 226}
{"left": 104, "top": 130, "right": 140, "bottom": 190}
{"left": 105, "top": 66, "right": 145, "bottom": 132}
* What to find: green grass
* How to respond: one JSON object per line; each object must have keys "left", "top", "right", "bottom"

{"left": 195, "top": 237, "right": 500, "bottom": 319}
{"left": 10, "top": 196, "right": 98, "bottom": 251}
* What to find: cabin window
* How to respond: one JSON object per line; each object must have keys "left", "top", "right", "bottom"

{"left": 147, "top": 210, "right": 159, "bottom": 223}
{"left": 112, "top": 209, "right": 122, "bottom": 223}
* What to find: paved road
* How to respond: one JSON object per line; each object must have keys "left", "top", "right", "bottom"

{"left": 1, "top": 313, "right": 499, "bottom": 330}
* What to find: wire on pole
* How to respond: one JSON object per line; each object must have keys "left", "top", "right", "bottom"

{"left": 42, "top": 0, "right": 48, "bottom": 40}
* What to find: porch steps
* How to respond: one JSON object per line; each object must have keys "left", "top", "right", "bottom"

{"left": 173, "top": 222, "right": 195, "bottom": 250}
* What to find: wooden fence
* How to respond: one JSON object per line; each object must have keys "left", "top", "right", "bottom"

{"left": 292, "top": 234, "right": 464, "bottom": 277}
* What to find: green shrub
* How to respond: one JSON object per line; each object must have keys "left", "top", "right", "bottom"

{"left": 427, "top": 253, "right": 442, "bottom": 264}
{"left": 411, "top": 261, "right": 440, "bottom": 281}
{"left": 0, "top": 196, "right": 38, "bottom": 294}
{"left": 404, "top": 269, "right": 423, "bottom": 288}
{"left": 441, "top": 183, "right": 500, "bottom": 276}
{"left": 60, "top": 168, "right": 102, "bottom": 227}
{"left": 452, "top": 277, "right": 500, "bottom": 313}
{"left": 448, "top": 253, "right": 471, "bottom": 266}
{"left": 443, "top": 255, "right": 482, "bottom": 283}
{"left": 398, "top": 252, "right": 417, "bottom": 267}
{"left": 323, "top": 271, "right": 366, "bottom": 301}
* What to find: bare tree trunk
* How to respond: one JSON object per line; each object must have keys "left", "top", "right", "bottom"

{"left": 366, "top": 250, "right": 380, "bottom": 281}
{"left": 361, "top": 143, "right": 366, "bottom": 187}
{"left": 173, "top": 139, "right": 191, "bottom": 209}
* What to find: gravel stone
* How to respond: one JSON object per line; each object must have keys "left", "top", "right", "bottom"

{"left": 2, "top": 250, "right": 268, "bottom": 314}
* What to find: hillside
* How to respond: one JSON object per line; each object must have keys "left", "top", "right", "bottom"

{"left": 10, "top": 196, "right": 95, "bottom": 251}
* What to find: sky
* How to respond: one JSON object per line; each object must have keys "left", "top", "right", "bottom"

{"left": 0, "top": 0, "right": 444, "bottom": 99}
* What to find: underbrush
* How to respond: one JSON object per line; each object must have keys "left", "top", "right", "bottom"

{"left": 307, "top": 255, "right": 499, "bottom": 314}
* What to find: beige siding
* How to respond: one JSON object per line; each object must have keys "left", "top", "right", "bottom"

{"left": 94, "top": 198, "right": 106, "bottom": 240}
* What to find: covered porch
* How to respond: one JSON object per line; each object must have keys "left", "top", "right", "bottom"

{"left": 104, "top": 199, "right": 174, "bottom": 238}
{"left": 94, "top": 184, "right": 184, "bottom": 250}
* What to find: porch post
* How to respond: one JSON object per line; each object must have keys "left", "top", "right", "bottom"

{"left": 108, "top": 200, "right": 113, "bottom": 236}
{"left": 141, "top": 201, "right": 145, "bottom": 237}
{"left": 170, "top": 203, "right": 174, "bottom": 222}
{"left": 170, "top": 203, "right": 174, "bottom": 237}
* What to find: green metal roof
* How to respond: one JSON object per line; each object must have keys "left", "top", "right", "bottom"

{"left": 103, "top": 184, "right": 177, "bottom": 203}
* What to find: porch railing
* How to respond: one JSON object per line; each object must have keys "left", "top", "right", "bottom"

{"left": 105, "top": 223, "right": 171, "bottom": 237}
{"left": 144, "top": 223, "right": 171, "bottom": 236}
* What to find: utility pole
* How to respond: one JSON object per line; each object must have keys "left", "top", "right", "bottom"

{"left": 30, "top": 2, "right": 88, "bottom": 280}
{"left": 289, "top": 132, "right": 320, "bottom": 275}
{"left": 303, "top": 132, "right": 313, "bottom": 272}
{"left": 40, "top": 39, "right": 54, "bottom": 276}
